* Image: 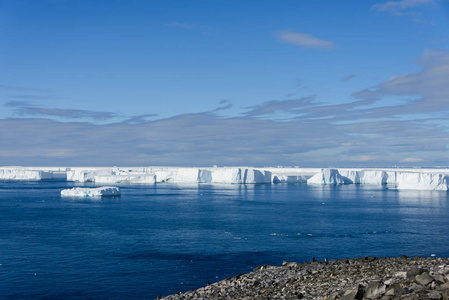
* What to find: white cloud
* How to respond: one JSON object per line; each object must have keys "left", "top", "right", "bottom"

{"left": 4, "top": 101, "right": 118, "bottom": 121}
{"left": 346, "top": 155, "right": 376, "bottom": 162}
{"left": 353, "top": 50, "right": 449, "bottom": 116}
{"left": 400, "top": 157, "right": 425, "bottom": 162}
{"left": 371, "top": 0, "right": 435, "bottom": 14}
{"left": 2, "top": 50, "right": 449, "bottom": 167}
{"left": 1, "top": 106, "right": 448, "bottom": 167}
{"left": 276, "top": 31, "right": 336, "bottom": 50}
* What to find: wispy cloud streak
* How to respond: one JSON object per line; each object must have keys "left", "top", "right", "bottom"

{"left": 371, "top": 0, "right": 435, "bottom": 15}
{"left": 5, "top": 101, "right": 118, "bottom": 121}
{"left": 275, "top": 31, "right": 336, "bottom": 50}
{"left": 2, "top": 50, "right": 449, "bottom": 167}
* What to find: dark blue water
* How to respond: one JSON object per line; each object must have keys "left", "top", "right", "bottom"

{"left": 1, "top": 180, "right": 449, "bottom": 299}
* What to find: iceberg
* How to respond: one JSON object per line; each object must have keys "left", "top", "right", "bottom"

{"left": 0, "top": 167, "right": 53, "bottom": 180}
{"left": 208, "top": 167, "right": 271, "bottom": 184}
{"left": 94, "top": 174, "right": 156, "bottom": 184}
{"left": 268, "top": 167, "right": 319, "bottom": 184}
{"left": 307, "top": 168, "right": 352, "bottom": 185}
{"left": 336, "top": 169, "right": 388, "bottom": 185}
{"left": 67, "top": 167, "right": 156, "bottom": 184}
{"left": 61, "top": 186, "right": 121, "bottom": 197}
{"left": 337, "top": 169, "right": 361, "bottom": 184}
{"left": 358, "top": 170, "right": 388, "bottom": 185}
{"left": 149, "top": 167, "right": 205, "bottom": 183}
{"left": 6, "top": 165, "right": 449, "bottom": 191}
{"left": 209, "top": 167, "right": 243, "bottom": 184}
{"left": 171, "top": 167, "right": 204, "bottom": 183}
{"left": 272, "top": 174, "right": 308, "bottom": 183}
{"left": 147, "top": 167, "right": 272, "bottom": 184}
{"left": 66, "top": 168, "right": 101, "bottom": 182}
{"left": 242, "top": 168, "right": 272, "bottom": 184}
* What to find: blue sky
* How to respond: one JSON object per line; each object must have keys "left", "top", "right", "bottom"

{"left": 1, "top": 0, "right": 449, "bottom": 167}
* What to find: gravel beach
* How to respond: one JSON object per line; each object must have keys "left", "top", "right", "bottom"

{"left": 161, "top": 256, "right": 449, "bottom": 299}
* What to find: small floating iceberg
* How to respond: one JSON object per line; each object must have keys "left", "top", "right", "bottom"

{"left": 61, "top": 186, "right": 121, "bottom": 197}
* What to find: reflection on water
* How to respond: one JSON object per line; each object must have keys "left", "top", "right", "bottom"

{"left": 396, "top": 189, "right": 448, "bottom": 206}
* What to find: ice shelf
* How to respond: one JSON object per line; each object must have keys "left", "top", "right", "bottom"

{"left": 0, "top": 167, "right": 53, "bottom": 180}
{"left": 61, "top": 187, "right": 121, "bottom": 197}
{"left": 307, "top": 168, "right": 449, "bottom": 190}
{"left": 3, "top": 166, "right": 449, "bottom": 190}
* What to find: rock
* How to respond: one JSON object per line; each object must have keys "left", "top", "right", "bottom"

{"left": 426, "top": 290, "right": 443, "bottom": 299}
{"left": 439, "top": 282, "right": 449, "bottom": 289}
{"left": 407, "top": 267, "right": 424, "bottom": 279}
{"left": 395, "top": 271, "right": 407, "bottom": 278}
{"left": 365, "top": 283, "right": 386, "bottom": 298}
{"left": 385, "top": 287, "right": 395, "bottom": 296}
{"left": 415, "top": 272, "right": 435, "bottom": 286}
{"left": 341, "top": 285, "right": 364, "bottom": 300}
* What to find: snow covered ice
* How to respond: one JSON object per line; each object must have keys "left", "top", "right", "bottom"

{"left": 307, "top": 168, "right": 449, "bottom": 190}
{"left": 0, "top": 167, "right": 53, "bottom": 180}
{"left": 3, "top": 165, "right": 449, "bottom": 190}
{"left": 61, "top": 187, "right": 121, "bottom": 197}
{"left": 307, "top": 169, "right": 352, "bottom": 185}
{"left": 67, "top": 167, "right": 155, "bottom": 184}
{"left": 395, "top": 172, "right": 449, "bottom": 190}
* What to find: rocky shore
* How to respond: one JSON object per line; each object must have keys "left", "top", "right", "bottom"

{"left": 161, "top": 256, "right": 449, "bottom": 299}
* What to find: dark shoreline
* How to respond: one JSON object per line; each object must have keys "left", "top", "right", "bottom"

{"left": 160, "top": 256, "right": 449, "bottom": 299}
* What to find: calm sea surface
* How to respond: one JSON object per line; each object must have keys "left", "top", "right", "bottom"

{"left": 1, "top": 180, "right": 449, "bottom": 299}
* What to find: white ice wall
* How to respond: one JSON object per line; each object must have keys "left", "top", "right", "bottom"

{"left": 358, "top": 170, "right": 388, "bottom": 185}
{"left": 242, "top": 168, "right": 272, "bottom": 184}
{"left": 0, "top": 168, "right": 53, "bottom": 180}
{"left": 396, "top": 172, "right": 449, "bottom": 190}
{"left": 210, "top": 167, "right": 242, "bottom": 184}
{"left": 338, "top": 169, "right": 361, "bottom": 184}
{"left": 5, "top": 166, "right": 449, "bottom": 190}
{"left": 94, "top": 174, "right": 156, "bottom": 184}
{"left": 307, "top": 169, "right": 352, "bottom": 185}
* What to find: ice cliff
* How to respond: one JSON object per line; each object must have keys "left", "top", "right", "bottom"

{"left": 67, "top": 167, "right": 156, "bottom": 184}
{"left": 307, "top": 168, "right": 449, "bottom": 190}
{"left": 0, "top": 168, "right": 53, "bottom": 180}
{"left": 307, "top": 169, "right": 352, "bottom": 185}
{"left": 395, "top": 172, "right": 449, "bottom": 190}
{"left": 3, "top": 166, "right": 449, "bottom": 191}
{"left": 147, "top": 167, "right": 272, "bottom": 184}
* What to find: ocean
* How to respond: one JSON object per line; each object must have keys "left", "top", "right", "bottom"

{"left": 1, "top": 179, "right": 448, "bottom": 299}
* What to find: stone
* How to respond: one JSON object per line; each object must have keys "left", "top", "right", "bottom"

{"left": 440, "top": 282, "right": 449, "bottom": 289}
{"left": 395, "top": 271, "right": 407, "bottom": 278}
{"left": 385, "top": 288, "right": 395, "bottom": 296}
{"left": 415, "top": 273, "right": 435, "bottom": 286}
{"left": 341, "top": 285, "right": 363, "bottom": 300}
{"left": 365, "top": 283, "right": 386, "bottom": 298}
{"left": 427, "top": 290, "right": 443, "bottom": 299}
{"left": 407, "top": 267, "right": 424, "bottom": 278}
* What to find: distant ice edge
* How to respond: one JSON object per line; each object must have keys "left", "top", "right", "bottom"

{"left": 2, "top": 166, "right": 449, "bottom": 190}
{"left": 307, "top": 168, "right": 449, "bottom": 190}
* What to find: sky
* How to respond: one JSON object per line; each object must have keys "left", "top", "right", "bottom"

{"left": 1, "top": 0, "right": 449, "bottom": 167}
